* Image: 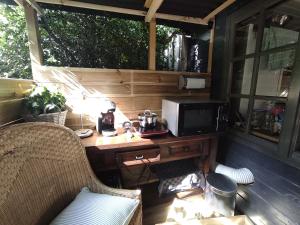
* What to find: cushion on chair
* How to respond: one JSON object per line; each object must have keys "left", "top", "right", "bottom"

{"left": 50, "top": 187, "right": 139, "bottom": 225}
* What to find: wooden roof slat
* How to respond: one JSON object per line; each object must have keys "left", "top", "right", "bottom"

{"left": 203, "top": 0, "right": 236, "bottom": 22}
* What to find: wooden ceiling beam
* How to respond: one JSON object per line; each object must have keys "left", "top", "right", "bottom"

{"left": 145, "top": 0, "right": 164, "bottom": 22}
{"left": 36, "top": 0, "right": 208, "bottom": 25}
{"left": 203, "top": 0, "right": 236, "bottom": 23}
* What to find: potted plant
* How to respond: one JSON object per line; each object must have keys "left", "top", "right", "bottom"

{"left": 24, "top": 86, "right": 68, "bottom": 125}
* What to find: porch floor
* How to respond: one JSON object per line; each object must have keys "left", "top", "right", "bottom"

{"left": 142, "top": 182, "right": 177, "bottom": 225}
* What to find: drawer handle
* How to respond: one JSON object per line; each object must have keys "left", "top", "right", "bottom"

{"left": 135, "top": 155, "right": 144, "bottom": 160}
{"left": 183, "top": 146, "right": 190, "bottom": 152}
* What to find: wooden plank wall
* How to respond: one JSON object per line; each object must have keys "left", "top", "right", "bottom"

{"left": 33, "top": 66, "right": 211, "bottom": 130}
{"left": 0, "top": 79, "right": 35, "bottom": 126}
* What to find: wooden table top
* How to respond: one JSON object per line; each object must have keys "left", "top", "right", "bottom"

{"left": 81, "top": 128, "right": 217, "bottom": 151}
{"left": 81, "top": 128, "right": 154, "bottom": 150}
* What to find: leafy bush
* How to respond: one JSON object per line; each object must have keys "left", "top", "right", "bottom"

{"left": 0, "top": 5, "right": 31, "bottom": 79}
{"left": 0, "top": 5, "right": 179, "bottom": 79}
{"left": 25, "top": 86, "right": 66, "bottom": 116}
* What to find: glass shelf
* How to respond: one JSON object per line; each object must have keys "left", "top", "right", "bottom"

{"left": 251, "top": 129, "right": 279, "bottom": 143}
{"left": 250, "top": 99, "right": 285, "bottom": 142}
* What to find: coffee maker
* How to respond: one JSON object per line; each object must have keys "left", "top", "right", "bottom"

{"left": 97, "top": 101, "right": 117, "bottom": 136}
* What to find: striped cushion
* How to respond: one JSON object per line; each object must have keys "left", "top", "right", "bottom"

{"left": 50, "top": 187, "right": 139, "bottom": 225}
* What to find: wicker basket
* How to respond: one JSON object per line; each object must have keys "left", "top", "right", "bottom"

{"left": 24, "top": 110, "right": 68, "bottom": 125}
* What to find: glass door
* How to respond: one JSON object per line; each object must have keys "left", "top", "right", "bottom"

{"left": 228, "top": 0, "right": 300, "bottom": 145}
{"left": 229, "top": 14, "right": 258, "bottom": 132}
{"left": 249, "top": 5, "right": 299, "bottom": 143}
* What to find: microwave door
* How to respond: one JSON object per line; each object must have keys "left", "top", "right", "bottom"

{"left": 178, "top": 103, "right": 217, "bottom": 136}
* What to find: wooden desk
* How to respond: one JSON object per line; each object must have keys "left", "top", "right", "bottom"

{"left": 82, "top": 130, "right": 218, "bottom": 187}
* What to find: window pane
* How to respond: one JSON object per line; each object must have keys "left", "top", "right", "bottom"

{"left": 231, "top": 58, "right": 254, "bottom": 95}
{"left": 229, "top": 98, "right": 249, "bottom": 130}
{"left": 256, "top": 49, "right": 295, "bottom": 97}
{"left": 250, "top": 99, "right": 286, "bottom": 142}
{"left": 234, "top": 15, "right": 258, "bottom": 57}
{"left": 262, "top": 1, "right": 300, "bottom": 51}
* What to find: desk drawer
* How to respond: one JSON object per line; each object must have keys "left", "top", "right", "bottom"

{"left": 116, "top": 148, "right": 160, "bottom": 167}
{"left": 163, "top": 140, "right": 209, "bottom": 158}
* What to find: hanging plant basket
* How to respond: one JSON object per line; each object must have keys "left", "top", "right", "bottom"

{"left": 23, "top": 86, "right": 67, "bottom": 125}
{"left": 24, "top": 110, "right": 68, "bottom": 125}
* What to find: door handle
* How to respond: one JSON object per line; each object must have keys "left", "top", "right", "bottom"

{"left": 135, "top": 155, "right": 144, "bottom": 160}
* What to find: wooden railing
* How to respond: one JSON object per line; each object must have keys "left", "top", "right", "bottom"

{"left": 0, "top": 78, "right": 35, "bottom": 127}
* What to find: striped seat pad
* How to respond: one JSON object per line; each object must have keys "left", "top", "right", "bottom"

{"left": 50, "top": 187, "right": 139, "bottom": 225}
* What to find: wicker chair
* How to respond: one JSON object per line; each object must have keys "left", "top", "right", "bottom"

{"left": 0, "top": 122, "right": 142, "bottom": 225}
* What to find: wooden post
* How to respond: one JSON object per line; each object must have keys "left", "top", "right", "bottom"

{"left": 207, "top": 19, "right": 215, "bottom": 73}
{"left": 148, "top": 19, "right": 156, "bottom": 71}
{"left": 24, "top": 2, "right": 43, "bottom": 66}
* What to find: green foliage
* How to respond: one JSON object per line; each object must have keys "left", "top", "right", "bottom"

{"left": 0, "top": 5, "right": 178, "bottom": 78}
{"left": 39, "top": 10, "right": 178, "bottom": 69}
{"left": 0, "top": 4, "right": 32, "bottom": 79}
{"left": 25, "top": 86, "right": 66, "bottom": 115}
{"left": 39, "top": 10, "right": 150, "bottom": 69}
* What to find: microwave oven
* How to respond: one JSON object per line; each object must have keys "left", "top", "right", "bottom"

{"left": 162, "top": 98, "right": 228, "bottom": 136}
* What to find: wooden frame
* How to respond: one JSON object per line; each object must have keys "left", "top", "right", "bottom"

{"left": 148, "top": 19, "right": 156, "bottom": 70}
{"left": 24, "top": 0, "right": 43, "bottom": 15}
{"left": 207, "top": 19, "right": 215, "bottom": 73}
{"left": 144, "top": 0, "right": 153, "bottom": 8}
{"left": 21, "top": 0, "right": 221, "bottom": 72}
{"left": 23, "top": 1, "right": 43, "bottom": 65}
{"left": 33, "top": 0, "right": 236, "bottom": 25}
{"left": 145, "top": 0, "right": 164, "bottom": 22}
{"left": 14, "top": 0, "right": 43, "bottom": 15}
{"left": 21, "top": 0, "right": 237, "bottom": 72}
{"left": 36, "top": 0, "right": 208, "bottom": 25}
{"left": 15, "top": 0, "right": 241, "bottom": 78}
{"left": 223, "top": 0, "right": 300, "bottom": 168}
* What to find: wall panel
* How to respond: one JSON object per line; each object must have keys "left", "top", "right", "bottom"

{"left": 33, "top": 66, "right": 211, "bottom": 129}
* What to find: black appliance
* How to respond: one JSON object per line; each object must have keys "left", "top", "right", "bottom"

{"left": 162, "top": 98, "right": 228, "bottom": 136}
{"left": 97, "top": 101, "right": 116, "bottom": 135}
